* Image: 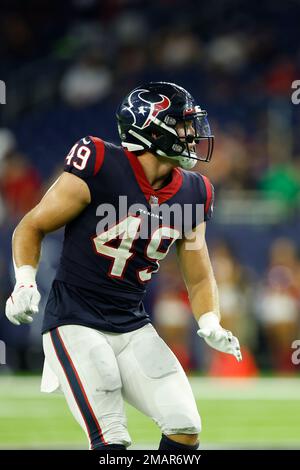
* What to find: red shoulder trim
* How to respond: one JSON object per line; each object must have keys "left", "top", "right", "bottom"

{"left": 90, "top": 137, "right": 105, "bottom": 176}
{"left": 201, "top": 174, "right": 212, "bottom": 215}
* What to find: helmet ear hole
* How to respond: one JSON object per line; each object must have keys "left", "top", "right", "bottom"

{"left": 154, "top": 133, "right": 177, "bottom": 154}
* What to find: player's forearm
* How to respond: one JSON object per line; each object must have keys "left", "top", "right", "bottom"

{"left": 188, "top": 276, "right": 220, "bottom": 321}
{"left": 12, "top": 213, "right": 45, "bottom": 268}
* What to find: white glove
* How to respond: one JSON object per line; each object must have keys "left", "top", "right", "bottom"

{"left": 5, "top": 265, "right": 41, "bottom": 326}
{"left": 197, "top": 312, "right": 242, "bottom": 362}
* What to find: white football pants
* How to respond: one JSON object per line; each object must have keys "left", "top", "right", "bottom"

{"left": 42, "top": 323, "right": 201, "bottom": 449}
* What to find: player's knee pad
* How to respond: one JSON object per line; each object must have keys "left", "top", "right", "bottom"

{"left": 158, "top": 389, "right": 202, "bottom": 436}
{"left": 161, "top": 410, "right": 201, "bottom": 436}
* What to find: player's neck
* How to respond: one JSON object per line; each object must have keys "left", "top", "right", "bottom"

{"left": 137, "top": 152, "right": 177, "bottom": 190}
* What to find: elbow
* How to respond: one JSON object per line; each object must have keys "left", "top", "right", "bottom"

{"left": 14, "top": 212, "right": 45, "bottom": 240}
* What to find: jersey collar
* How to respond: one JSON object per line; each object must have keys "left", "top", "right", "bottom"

{"left": 124, "top": 149, "right": 183, "bottom": 205}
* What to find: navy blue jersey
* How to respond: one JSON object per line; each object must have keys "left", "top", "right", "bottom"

{"left": 42, "top": 136, "right": 214, "bottom": 334}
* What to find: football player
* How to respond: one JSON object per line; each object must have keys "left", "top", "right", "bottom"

{"left": 5, "top": 82, "right": 242, "bottom": 451}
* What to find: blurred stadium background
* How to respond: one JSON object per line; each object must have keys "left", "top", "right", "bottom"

{"left": 0, "top": 0, "right": 300, "bottom": 450}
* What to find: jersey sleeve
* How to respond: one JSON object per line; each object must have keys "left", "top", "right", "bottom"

{"left": 64, "top": 136, "right": 105, "bottom": 181}
{"left": 199, "top": 174, "right": 214, "bottom": 222}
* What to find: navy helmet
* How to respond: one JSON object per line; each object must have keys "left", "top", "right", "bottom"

{"left": 116, "top": 81, "right": 214, "bottom": 170}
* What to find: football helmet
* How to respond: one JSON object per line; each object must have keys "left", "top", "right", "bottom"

{"left": 116, "top": 81, "right": 214, "bottom": 170}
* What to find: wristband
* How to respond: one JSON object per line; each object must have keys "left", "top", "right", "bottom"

{"left": 15, "top": 265, "right": 37, "bottom": 285}
{"left": 198, "top": 312, "right": 220, "bottom": 330}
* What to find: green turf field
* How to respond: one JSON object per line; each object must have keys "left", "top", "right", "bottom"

{"left": 0, "top": 376, "right": 299, "bottom": 449}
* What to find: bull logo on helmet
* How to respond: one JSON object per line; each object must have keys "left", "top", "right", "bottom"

{"left": 125, "top": 89, "right": 171, "bottom": 130}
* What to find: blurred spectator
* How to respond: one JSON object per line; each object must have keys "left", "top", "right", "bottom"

{"left": 265, "top": 57, "right": 297, "bottom": 97}
{"left": 0, "top": 129, "right": 17, "bottom": 161}
{"left": 259, "top": 164, "right": 300, "bottom": 208}
{"left": 0, "top": 129, "right": 17, "bottom": 226}
{"left": 256, "top": 238, "right": 300, "bottom": 373}
{"left": 0, "top": 130, "right": 42, "bottom": 222}
{"left": 210, "top": 241, "right": 254, "bottom": 345}
{"left": 154, "top": 30, "right": 202, "bottom": 69}
{"left": 200, "top": 126, "right": 255, "bottom": 191}
{"left": 206, "top": 33, "right": 249, "bottom": 73}
{"left": 204, "top": 240, "right": 259, "bottom": 377}
{"left": 111, "top": 11, "right": 149, "bottom": 46}
{"left": 60, "top": 52, "right": 113, "bottom": 107}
